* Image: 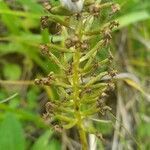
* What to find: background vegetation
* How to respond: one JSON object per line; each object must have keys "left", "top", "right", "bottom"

{"left": 0, "top": 0, "right": 149, "bottom": 149}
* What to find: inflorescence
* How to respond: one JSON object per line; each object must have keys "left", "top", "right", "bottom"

{"left": 35, "top": 0, "right": 120, "bottom": 149}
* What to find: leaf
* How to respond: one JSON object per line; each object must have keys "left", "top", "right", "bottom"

{"left": 0, "top": 1, "right": 21, "bottom": 34}
{"left": 0, "top": 113, "right": 25, "bottom": 150}
{"left": 124, "top": 78, "right": 150, "bottom": 101}
{"left": 96, "top": 122, "right": 113, "bottom": 134}
{"left": 0, "top": 8, "right": 41, "bottom": 19}
{"left": 137, "top": 122, "right": 150, "bottom": 137}
{"left": 0, "top": 104, "right": 47, "bottom": 129}
{"left": 3, "top": 63, "right": 21, "bottom": 80}
{"left": 31, "top": 131, "right": 53, "bottom": 150}
{"left": 124, "top": 78, "right": 145, "bottom": 94}
{"left": 32, "top": 130, "right": 61, "bottom": 150}
{"left": 0, "top": 93, "right": 18, "bottom": 104}
{"left": 117, "top": 11, "right": 150, "bottom": 29}
{"left": 16, "top": 0, "right": 43, "bottom": 13}
{"left": 48, "top": 139, "right": 61, "bottom": 150}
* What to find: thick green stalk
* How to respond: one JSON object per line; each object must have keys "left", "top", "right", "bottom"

{"left": 73, "top": 49, "right": 88, "bottom": 150}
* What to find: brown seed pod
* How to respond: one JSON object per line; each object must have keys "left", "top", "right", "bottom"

{"left": 45, "top": 102, "right": 55, "bottom": 113}
{"left": 43, "top": 1, "right": 52, "bottom": 12}
{"left": 81, "top": 41, "right": 89, "bottom": 51}
{"left": 53, "top": 125, "right": 63, "bottom": 133}
{"left": 34, "top": 78, "right": 42, "bottom": 85}
{"left": 40, "top": 16, "right": 49, "bottom": 29}
{"left": 65, "top": 38, "right": 73, "bottom": 48}
{"left": 111, "top": 3, "right": 120, "bottom": 13}
{"left": 89, "top": 4, "right": 100, "bottom": 17}
{"left": 40, "top": 44, "right": 49, "bottom": 55}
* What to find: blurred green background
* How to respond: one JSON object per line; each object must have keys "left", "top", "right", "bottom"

{"left": 0, "top": 0, "right": 149, "bottom": 149}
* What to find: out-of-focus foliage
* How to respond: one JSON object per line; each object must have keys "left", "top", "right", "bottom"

{"left": 0, "top": 0, "right": 149, "bottom": 149}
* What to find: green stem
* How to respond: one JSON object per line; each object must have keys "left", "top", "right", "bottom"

{"left": 73, "top": 49, "right": 88, "bottom": 150}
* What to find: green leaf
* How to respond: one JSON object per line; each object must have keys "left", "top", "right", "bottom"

{"left": 0, "top": 113, "right": 25, "bottom": 150}
{"left": 124, "top": 78, "right": 146, "bottom": 95}
{"left": 16, "top": 0, "right": 43, "bottom": 13}
{"left": 3, "top": 63, "right": 21, "bottom": 80}
{"left": 117, "top": 11, "right": 150, "bottom": 29}
{"left": 96, "top": 122, "right": 113, "bottom": 134}
{"left": 0, "top": 1, "right": 21, "bottom": 34}
{"left": 137, "top": 122, "right": 150, "bottom": 137}
{"left": 0, "top": 93, "right": 18, "bottom": 104}
{"left": 32, "top": 130, "right": 61, "bottom": 150}
{"left": 48, "top": 139, "right": 61, "bottom": 150}
{"left": 32, "top": 131, "right": 52, "bottom": 150}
